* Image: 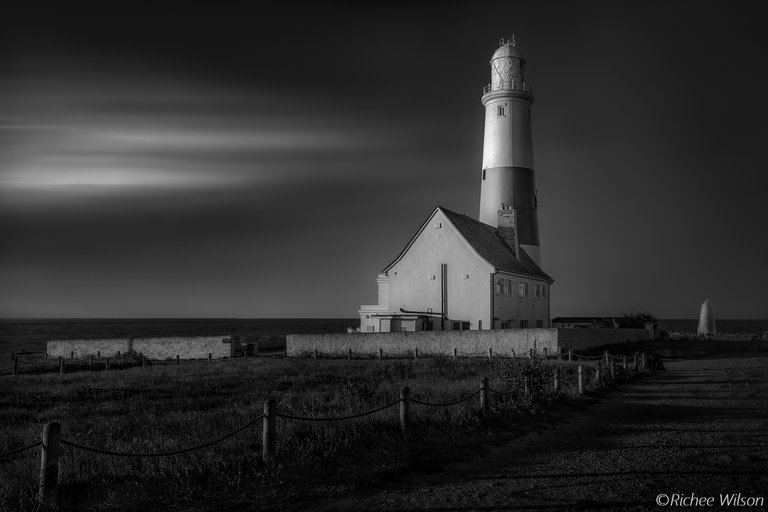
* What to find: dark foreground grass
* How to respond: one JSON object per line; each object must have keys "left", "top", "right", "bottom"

{"left": 0, "top": 355, "right": 602, "bottom": 511}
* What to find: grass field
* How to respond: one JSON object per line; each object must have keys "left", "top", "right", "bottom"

{"left": 0, "top": 352, "right": 609, "bottom": 512}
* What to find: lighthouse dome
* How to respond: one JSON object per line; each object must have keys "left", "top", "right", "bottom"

{"left": 491, "top": 39, "right": 523, "bottom": 61}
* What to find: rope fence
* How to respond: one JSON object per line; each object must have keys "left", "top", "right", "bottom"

{"left": 1, "top": 348, "right": 652, "bottom": 508}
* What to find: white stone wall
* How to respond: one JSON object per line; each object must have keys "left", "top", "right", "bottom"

{"left": 287, "top": 328, "right": 650, "bottom": 358}
{"left": 47, "top": 336, "right": 234, "bottom": 360}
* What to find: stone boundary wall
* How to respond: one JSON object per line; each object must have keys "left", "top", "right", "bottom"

{"left": 47, "top": 336, "right": 235, "bottom": 360}
{"left": 286, "top": 328, "right": 651, "bottom": 358}
{"left": 287, "top": 329, "right": 558, "bottom": 358}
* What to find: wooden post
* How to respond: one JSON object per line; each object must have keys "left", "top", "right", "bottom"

{"left": 12, "top": 357, "right": 18, "bottom": 376}
{"left": 604, "top": 350, "right": 609, "bottom": 364}
{"left": 553, "top": 368, "right": 560, "bottom": 393}
{"left": 524, "top": 373, "right": 530, "bottom": 396}
{"left": 117, "top": 350, "right": 121, "bottom": 359}
{"left": 480, "top": 377, "right": 489, "bottom": 413}
{"left": 542, "top": 347, "right": 548, "bottom": 358}
{"left": 97, "top": 350, "right": 100, "bottom": 358}
{"left": 567, "top": 348, "right": 572, "bottom": 362}
{"left": 453, "top": 347, "right": 457, "bottom": 359}
{"left": 89, "top": 355, "right": 93, "bottom": 367}
{"left": 633, "top": 352, "right": 639, "bottom": 371}
{"left": 577, "top": 365, "right": 584, "bottom": 395}
{"left": 314, "top": 349, "right": 318, "bottom": 360}
{"left": 142, "top": 356, "right": 146, "bottom": 368}
{"left": 414, "top": 348, "right": 419, "bottom": 359}
{"left": 59, "top": 357, "right": 64, "bottom": 375}
{"left": 488, "top": 347, "right": 493, "bottom": 359}
{"left": 399, "top": 386, "right": 410, "bottom": 442}
{"left": 623, "top": 355, "right": 628, "bottom": 372}
{"left": 347, "top": 348, "right": 352, "bottom": 360}
{"left": 122, "top": 354, "right": 126, "bottom": 367}
{"left": 208, "top": 353, "right": 212, "bottom": 362}
{"left": 610, "top": 361, "right": 616, "bottom": 381}
{"left": 39, "top": 422, "right": 61, "bottom": 509}
{"left": 105, "top": 358, "right": 110, "bottom": 371}
{"left": 641, "top": 352, "right": 646, "bottom": 370}
{"left": 379, "top": 348, "right": 383, "bottom": 360}
{"left": 595, "top": 362, "right": 602, "bottom": 386}
{"left": 262, "top": 398, "right": 276, "bottom": 470}
{"left": 176, "top": 355, "right": 180, "bottom": 365}
{"left": 70, "top": 350, "right": 74, "bottom": 359}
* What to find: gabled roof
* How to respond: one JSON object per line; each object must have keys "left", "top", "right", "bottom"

{"left": 383, "top": 205, "right": 553, "bottom": 283}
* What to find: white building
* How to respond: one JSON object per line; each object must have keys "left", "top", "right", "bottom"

{"left": 359, "top": 37, "right": 553, "bottom": 333}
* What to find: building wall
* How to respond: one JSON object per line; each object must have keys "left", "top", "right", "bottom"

{"left": 287, "top": 328, "right": 650, "bottom": 358}
{"left": 47, "top": 336, "right": 235, "bottom": 359}
{"left": 363, "top": 210, "right": 496, "bottom": 331}
{"left": 288, "top": 329, "right": 557, "bottom": 358}
{"left": 493, "top": 271, "right": 550, "bottom": 329}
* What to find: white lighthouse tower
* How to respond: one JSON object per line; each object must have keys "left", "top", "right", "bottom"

{"left": 478, "top": 36, "right": 541, "bottom": 266}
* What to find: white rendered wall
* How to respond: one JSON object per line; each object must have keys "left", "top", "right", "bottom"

{"left": 481, "top": 96, "right": 534, "bottom": 170}
{"left": 493, "top": 272, "right": 550, "bottom": 328}
{"left": 385, "top": 210, "right": 494, "bottom": 330}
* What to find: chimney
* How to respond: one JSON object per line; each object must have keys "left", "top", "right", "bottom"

{"left": 497, "top": 205, "right": 519, "bottom": 259}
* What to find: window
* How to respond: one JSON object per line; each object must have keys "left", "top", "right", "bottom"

{"left": 366, "top": 326, "right": 375, "bottom": 332}
{"left": 497, "top": 106, "right": 505, "bottom": 117}
{"left": 534, "top": 284, "right": 540, "bottom": 298}
{"left": 536, "top": 320, "right": 543, "bottom": 328}
{"left": 519, "top": 282, "right": 528, "bottom": 297}
{"left": 478, "top": 320, "right": 482, "bottom": 329}
{"left": 482, "top": 169, "right": 486, "bottom": 181}
{"left": 496, "top": 279, "right": 503, "bottom": 295}
{"left": 501, "top": 321, "right": 510, "bottom": 329}
{"left": 504, "top": 279, "right": 511, "bottom": 295}
{"left": 520, "top": 320, "right": 529, "bottom": 328}
{"left": 542, "top": 285, "right": 547, "bottom": 298}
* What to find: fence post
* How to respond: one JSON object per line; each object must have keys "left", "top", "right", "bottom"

{"left": 39, "top": 421, "right": 61, "bottom": 509}
{"left": 59, "top": 358, "right": 64, "bottom": 375}
{"left": 414, "top": 348, "right": 419, "bottom": 359}
{"left": 122, "top": 354, "right": 126, "bottom": 367}
{"left": 453, "top": 347, "right": 457, "bottom": 359}
{"left": 176, "top": 355, "right": 180, "bottom": 366}
{"left": 488, "top": 347, "right": 493, "bottom": 359}
{"left": 604, "top": 351, "right": 609, "bottom": 364}
{"left": 314, "top": 349, "right": 318, "bottom": 360}
{"left": 633, "top": 352, "right": 639, "bottom": 371}
{"left": 480, "top": 377, "right": 489, "bottom": 413}
{"left": 208, "top": 353, "right": 212, "bottom": 363}
{"left": 89, "top": 355, "right": 93, "bottom": 367}
{"left": 12, "top": 357, "right": 18, "bottom": 376}
{"left": 577, "top": 365, "right": 584, "bottom": 395}
{"left": 524, "top": 372, "right": 530, "bottom": 396}
{"left": 105, "top": 358, "right": 110, "bottom": 371}
{"left": 70, "top": 350, "right": 73, "bottom": 359}
{"left": 542, "top": 347, "right": 548, "bottom": 358}
{"left": 568, "top": 349, "right": 573, "bottom": 362}
{"left": 623, "top": 355, "right": 628, "bottom": 372}
{"left": 399, "top": 386, "right": 410, "bottom": 442}
{"left": 553, "top": 368, "right": 560, "bottom": 393}
{"left": 142, "top": 356, "right": 146, "bottom": 368}
{"left": 347, "top": 349, "right": 352, "bottom": 360}
{"left": 262, "top": 398, "right": 276, "bottom": 470}
{"left": 97, "top": 350, "right": 101, "bottom": 358}
{"left": 641, "top": 352, "right": 646, "bottom": 370}
{"left": 595, "top": 362, "right": 602, "bottom": 386}
{"left": 610, "top": 361, "right": 616, "bottom": 382}
{"left": 379, "top": 348, "right": 383, "bottom": 361}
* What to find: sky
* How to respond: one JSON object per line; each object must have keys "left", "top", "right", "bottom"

{"left": 1, "top": 1, "right": 766, "bottom": 319}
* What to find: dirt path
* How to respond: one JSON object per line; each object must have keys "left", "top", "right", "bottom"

{"left": 304, "top": 356, "right": 768, "bottom": 511}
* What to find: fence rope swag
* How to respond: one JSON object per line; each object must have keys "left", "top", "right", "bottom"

{"left": 277, "top": 399, "right": 401, "bottom": 422}
{"left": 59, "top": 415, "right": 264, "bottom": 458}
{"left": 410, "top": 389, "right": 482, "bottom": 407}
{"left": 0, "top": 441, "right": 43, "bottom": 459}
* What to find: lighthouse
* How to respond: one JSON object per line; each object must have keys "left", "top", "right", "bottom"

{"left": 478, "top": 36, "right": 541, "bottom": 266}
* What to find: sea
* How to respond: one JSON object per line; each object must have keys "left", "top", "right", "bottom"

{"left": 1, "top": 318, "right": 766, "bottom": 359}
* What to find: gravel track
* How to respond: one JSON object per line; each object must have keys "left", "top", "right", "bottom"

{"left": 304, "top": 356, "right": 768, "bottom": 511}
